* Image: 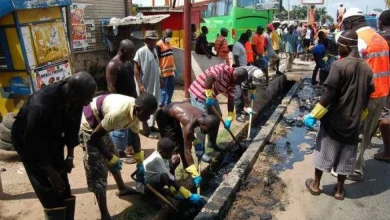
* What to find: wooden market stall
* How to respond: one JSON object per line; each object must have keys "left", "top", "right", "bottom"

{"left": 0, "top": 0, "right": 73, "bottom": 117}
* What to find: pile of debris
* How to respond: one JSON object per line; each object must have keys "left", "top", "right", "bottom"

{"left": 296, "top": 80, "right": 324, "bottom": 111}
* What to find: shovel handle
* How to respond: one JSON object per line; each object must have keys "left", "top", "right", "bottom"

{"left": 247, "top": 100, "right": 254, "bottom": 140}
{"left": 211, "top": 106, "right": 243, "bottom": 150}
{"left": 130, "top": 171, "right": 178, "bottom": 212}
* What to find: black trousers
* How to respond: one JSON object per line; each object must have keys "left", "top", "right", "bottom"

{"left": 312, "top": 55, "right": 323, "bottom": 83}
{"left": 23, "top": 144, "right": 71, "bottom": 209}
{"left": 156, "top": 110, "right": 188, "bottom": 167}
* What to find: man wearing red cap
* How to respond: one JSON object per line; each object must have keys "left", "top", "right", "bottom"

{"left": 265, "top": 24, "right": 281, "bottom": 74}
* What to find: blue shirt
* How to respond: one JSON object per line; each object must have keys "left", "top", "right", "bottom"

{"left": 284, "top": 33, "right": 298, "bottom": 53}
{"left": 312, "top": 44, "right": 326, "bottom": 57}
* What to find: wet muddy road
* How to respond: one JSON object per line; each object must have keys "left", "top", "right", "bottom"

{"left": 226, "top": 97, "right": 313, "bottom": 220}
{"left": 227, "top": 83, "right": 390, "bottom": 220}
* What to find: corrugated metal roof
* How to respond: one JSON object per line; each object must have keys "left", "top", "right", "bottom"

{"left": 107, "top": 14, "right": 171, "bottom": 26}
{"left": 0, "top": 0, "right": 72, "bottom": 18}
{"left": 138, "top": 6, "right": 182, "bottom": 13}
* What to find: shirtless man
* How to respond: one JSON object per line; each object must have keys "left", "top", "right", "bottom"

{"left": 156, "top": 102, "right": 220, "bottom": 188}
{"left": 106, "top": 39, "right": 137, "bottom": 161}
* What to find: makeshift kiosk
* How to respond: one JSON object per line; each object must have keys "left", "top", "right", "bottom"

{"left": 0, "top": 0, "right": 73, "bottom": 118}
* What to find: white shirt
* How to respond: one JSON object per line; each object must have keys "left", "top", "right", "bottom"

{"left": 306, "top": 29, "right": 312, "bottom": 39}
{"left": 232, "top": 42, "right": 247, "bottom": 66}
{"left": 143, "top": 150, "right": 175, "bottom": 183}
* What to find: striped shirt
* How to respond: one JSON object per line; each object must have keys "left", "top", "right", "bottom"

{"left": 241, "top": 65, "right": 262, "bottom": 89}
{"left": 189, "top": 64, "right": 234, "bottom": 102}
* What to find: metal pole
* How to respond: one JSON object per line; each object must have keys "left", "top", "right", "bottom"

{"left": 125, "top": 0, "right": 129, "bottom": 16}
{"left": 129, "top": 0, "right": 133, "bottom": 15}
{"left": 287, "top": 0, "right": 290, "bottom": 21}
{"left": 184, "top": 0, "right": 191, "bottom": 99}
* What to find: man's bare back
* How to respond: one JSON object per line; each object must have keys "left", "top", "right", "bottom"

{"left": 164, "top": 102, "right": 204, "bottom": 127}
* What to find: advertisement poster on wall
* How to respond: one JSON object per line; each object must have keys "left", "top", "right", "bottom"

{"left": 31, "top": 22, "right": 70, "bottom": 65}
{"left": 71, "top": 3, "right": 96, "bottom": 52}
{"left": 33, "top": 60, "right": 72, "bottom": 90}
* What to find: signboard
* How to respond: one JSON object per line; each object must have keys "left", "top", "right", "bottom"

{"left": 256, "top": 0, "right": 280, "bottom": 10}
{"left": 71, "top": 3, "right": 96, "bottom": 52}
{"left": 301, "top": 0, "right": 324, "bottom": 5}
{"left": 31, "top": 22, "right": 69, "bottom": 64}
{"left": 34, "top": 60, "right": 72, "bottom": 90}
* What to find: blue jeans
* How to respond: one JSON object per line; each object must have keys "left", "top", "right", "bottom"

{"left": 190, "top": 94, "right": 221, "bottom": 150}
{"left": 110, "top": 129, "right": 133, "bottom": 151}
{"left": 160, "top": 76, "right": 175, "bottom": 107}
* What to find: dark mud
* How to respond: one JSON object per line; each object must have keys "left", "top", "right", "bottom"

{"left": 226, "top": 81, "right": 324, "bottom": 220}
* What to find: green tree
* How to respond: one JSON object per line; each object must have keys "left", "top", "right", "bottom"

{"left": 289, "top": 5, "right": 308, "bottom": 20}
{"left": 131, "top": 3, "right": 140, "bottom": 15}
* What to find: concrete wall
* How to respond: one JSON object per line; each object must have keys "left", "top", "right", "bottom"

{"left": 72, "top": 50, "right": 109, "bottom": 73}
{"left": 173, "top": 47, "right": 225, "bottom": 85}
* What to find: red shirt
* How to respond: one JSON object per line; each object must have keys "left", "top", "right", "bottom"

{"left": 189, "top": 64, "right": 235, "bottom": 102}
{"left": 245, "top": 41, "right": 254, "bottom": 63}
{"left": 252, "top": 33, "right": 265, "bottom": 56}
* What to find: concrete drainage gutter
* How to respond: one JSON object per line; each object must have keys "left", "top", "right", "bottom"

{"left": 194, "top": 81, "right": 302, "bottom": 220}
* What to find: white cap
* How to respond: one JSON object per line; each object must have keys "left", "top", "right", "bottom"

{"left": 253, "top": 69, "right": 264, "bottom": 79}
{"left": 340, "top": 2, "right": 343, "bottom": 5}
{"left": 343, "top": 8, "right": 364, "bottom": 21}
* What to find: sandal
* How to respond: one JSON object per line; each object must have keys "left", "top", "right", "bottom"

{"left": 140, "top": 130, "right": 159, "bottom": 139}
{"left": 333, "top": 187, "right": 346, "bottom": 200}
{"left": 305, "top": 178, "right": 321, "bottom": 196}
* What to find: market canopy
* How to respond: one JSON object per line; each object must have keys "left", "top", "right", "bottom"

{"left": 0, "top": 0, "right": 72, "bottom": 18}
{"left": 107, "top": 14, "right": 171, "bottom": 27}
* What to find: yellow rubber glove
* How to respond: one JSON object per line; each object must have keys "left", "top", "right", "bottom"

{"left": 185, "top": 164, "right": 200, "bottom": 178}
{"left": 310, "top": 103, "right": 328, "bottom": 119}
{"left": 134, "top": 151, "right": 145, "bottom": 164}
{"left": 192, "top": 139, "right": 201, "bottom": 146}
{"left": 179, "top": 186, "right": 192, "bottom": 199}
{"left": 227, "top": 111, "right": 235, "bottom": 121}
{"left": 360, "top": 109, "right": 368, "bottom": 121}
{"left": 169, "top": 186, "right": 177, "bottom": 195}
{"left": 107, "top": 155, "right": 119, "bottom": 167}
{"left": 205, "top": 89, "right": 214, "bottom": 98}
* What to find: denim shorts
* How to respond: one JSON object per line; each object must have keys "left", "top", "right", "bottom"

{"left": 110, "top": 129, "right": 128, "bottom": 151}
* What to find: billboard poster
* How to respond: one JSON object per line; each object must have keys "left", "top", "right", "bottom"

{"left": 301, "top": 0, "right": 324, "bottom": 5}
{"left": 34, "top": 60, "right": 72, "bottom": 90}
{"left": 256, "top": 0, "right": 280, "bottom": 10}
{"left": 71, "top": 3, "right": 96, "bottom": 52}
{"left": 31, "top": 22, "right": 69, "bottom": 65}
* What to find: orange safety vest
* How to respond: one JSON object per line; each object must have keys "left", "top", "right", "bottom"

{"left": 357, "top": 28, "right": 390, "bottom": 99}
{"left": 245, "top": 41, "right": 254, "bottom": 63}
{"left": 157, "top": 40, "right": 175, "bottom": 77}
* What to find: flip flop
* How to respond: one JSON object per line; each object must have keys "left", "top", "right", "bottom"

{"left": 305, "top": 178, "right": 321, "bottom": 196}
{"left": 116, "top": 188, "right": 139, "bottom": 197}
{"left": 334, "top": 189, "right": 345, "bottom": 200}
{"left": 122, "top": 158, "right": 136, "bottom": 164}
{"left": 140, "top": 130, "right": 159, "bottom": 139}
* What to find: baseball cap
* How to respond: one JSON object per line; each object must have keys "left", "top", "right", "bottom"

{"left": 266, "top": 23, "right": 274, "bottom": 30}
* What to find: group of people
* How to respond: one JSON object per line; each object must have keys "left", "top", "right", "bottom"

{"left": 10, "top": 24, "right": 266, "bottom": 219}
{"left": 304, "top": 9, "right": 390, "bottom": 200}
{"left": 194, "top": 23, "right": 283, "bottom": 83}
{"left": 9, "top": 7, "right": 390, "bottom": 219}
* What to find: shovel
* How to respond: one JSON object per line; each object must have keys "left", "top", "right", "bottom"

{"left": 211, "top": 106, "right": 244, "bottom": 150}
{"left": 246, "top": 100, "right": 254, "bottom": 141}
{"left": 130, "top": 171, "right": 178, "bottom": 212}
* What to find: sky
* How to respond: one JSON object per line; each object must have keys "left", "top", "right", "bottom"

{"left": 133, "top": 0, "right": 386, "bottom": 20}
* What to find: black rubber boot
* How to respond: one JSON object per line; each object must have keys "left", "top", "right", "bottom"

{"left": 64, "top": 196, "right": 76, "bottom": 220}
{"left": 44, "top": 207, "right": 66, "bottom": 220}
